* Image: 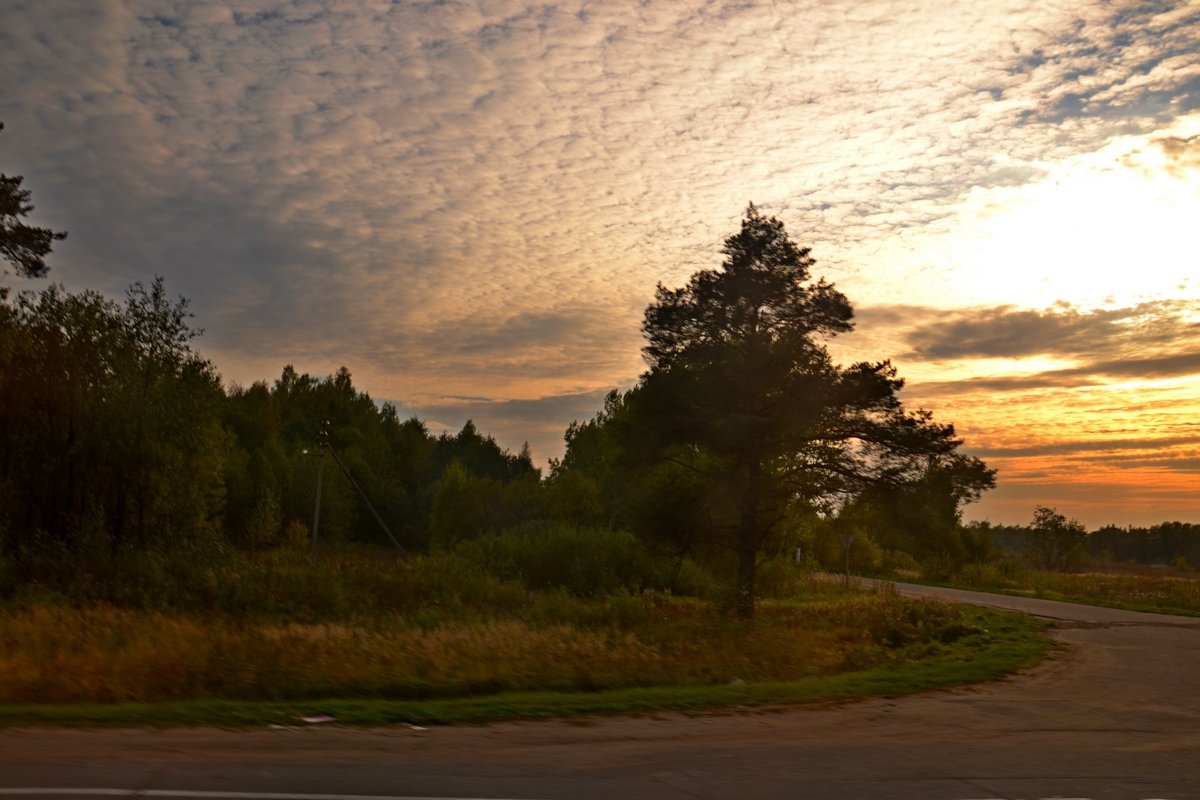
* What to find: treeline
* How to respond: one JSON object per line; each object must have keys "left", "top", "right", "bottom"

{"left": 983, "top": 519, "right": 1200, "bottom": 570}
{"left": 1090, "top": 522, "right": 1200, "bottom": 567}
{"left": 0, "top": 279, "right": 546, "bottom": 570}
{"left": 4, "top": 147, "right": 1195, "bottom": 613}
{"left": 0, "top": 276, "right": 998, "bottom": 608}
{"left": 2, "top": 219, "right": 1004, "bottom": 617}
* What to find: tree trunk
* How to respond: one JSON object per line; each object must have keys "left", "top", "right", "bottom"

{"left": 736, "top": 472, "right": 760, "bottom": 621}
{"left": 736, "top": 523, "right": 756, "bottom": 620}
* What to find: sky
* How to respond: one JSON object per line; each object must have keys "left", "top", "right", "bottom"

{"left": 2, "top": 0, "right": 1199, "bottom": 529}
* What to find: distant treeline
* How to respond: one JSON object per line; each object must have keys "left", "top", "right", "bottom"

{"left": 979, "top": 521, "right": 1200, "bottom": 568}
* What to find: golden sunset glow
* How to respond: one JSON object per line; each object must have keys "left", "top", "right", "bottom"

{"left": 818, "top": 113, "right": 1200, "bottom": 527}
{"left": 4, "top": 0, "right": 1200, "bottom": 527}
{"left": 924, "top": 120, "right": 1200, "bottom": 310}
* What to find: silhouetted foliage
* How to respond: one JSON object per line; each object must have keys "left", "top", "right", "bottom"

{"left": 840, "top": 457, "right": 997, "bottom": 575}
{"left": 971, "top": 510, "right": 1200, "bottom": 571}
{"left": 0, "top": 273, "right": 548, "bottom": 600}
{"left": 1085, "top": 521, "right": 1200, "bottom": 567}
{"left": 1, "top": 123, "right": 66, "bottom": 279}
{"left": 1025, "top": 505, "right": 1088, "bottom": 572}
{"left": 0, "top": 279, "right": 225, "bottom": 565}
{"left": 568, "top": 205, "right": 994, "bottom": 618}
{"left": 221, "top": 370, "right": 543, "bottom": 553}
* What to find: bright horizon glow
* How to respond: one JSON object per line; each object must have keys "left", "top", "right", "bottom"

{"left": 841, "top": 116, "right": 1200, "bottom": 528}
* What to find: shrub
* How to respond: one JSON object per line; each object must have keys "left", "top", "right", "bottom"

{"left": 1025, "top": 506, "right": 1087, "bottom": 572}
{"left": 880, "top": 549, "right": 920, "bottom": 576}
{"left": 754, "top": 557, "right": 805, "bottom": 599}
{"left": 663, "top": 557, "right": 721, "bottom": 599}
{"left": 452, "top": 524, "right": 654, "bottom": 597}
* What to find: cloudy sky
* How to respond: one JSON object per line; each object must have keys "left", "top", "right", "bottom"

{"left": 3, "top": 0, "right": 1199, "bottom": 528}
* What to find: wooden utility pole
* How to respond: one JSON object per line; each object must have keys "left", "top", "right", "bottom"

{"left": 310, "top": 420, "right": 329, "bottom": 554}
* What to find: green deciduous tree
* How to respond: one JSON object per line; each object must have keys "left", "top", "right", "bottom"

{"left": 0, "top": 278, "right": 226, "bottom": 562}
{"left": 635, "top": 204, "right": 993, "bottom": 618}
{"left": 841, "top": 457, "right": 997, "bottom": 576}
{"left": 1025, "top": 505, "right": 1087, "bottom": 572}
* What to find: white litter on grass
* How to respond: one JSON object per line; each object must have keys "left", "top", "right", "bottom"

{"left": 299, "top": 714, "right": 336, "bottom": 723}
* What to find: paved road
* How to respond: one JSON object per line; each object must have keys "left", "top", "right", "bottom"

{"left": 3, "top": 584, "right": 1199, "bottom": 800}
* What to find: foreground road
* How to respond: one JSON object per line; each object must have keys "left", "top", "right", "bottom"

{"left": 3, "top": 584, "right": 1199, "bottom": 800}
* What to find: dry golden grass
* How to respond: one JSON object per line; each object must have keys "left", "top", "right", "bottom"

{"left": 1047, "top": 571, "right": 1200, "bottom": 612}
{"left": 953, "top": 561, "right": 1200, "bottom": 616}
{"left": 0, "top": 591, "right": 967, "bottom": 704}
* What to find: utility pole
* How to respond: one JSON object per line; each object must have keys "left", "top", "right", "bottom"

{"left": 310, "top": 420, "right": 329, "bottom": 554}
{"left": 840, "top": 529, "right": 857, "bottom": 587}
{"left": 304, "top": 417, "right": 405, "bottom": 556}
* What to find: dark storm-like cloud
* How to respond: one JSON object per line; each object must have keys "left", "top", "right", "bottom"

{"left": 969, "top": 434, "right": 1200, "bottom": 459}
{"left": 915, "top": 350, "right": 1200, "bottom": 393}
{"left": 900, "top": 301, "right": 1200, "bottom": 362}
{"left": 1085, "top": 351, "right": 1200, "bottom": 379}
{"left": 868, "top": 300, "right": 1200, "bottom": 402}
{"left": 1085, "top": 455, "right": 1200, "bottom": 473}
{"left": 1154, "top": 132, "right": 1200, "bottom": 176}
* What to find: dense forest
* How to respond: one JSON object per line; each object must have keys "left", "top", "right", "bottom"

{"left": 0, "top": 276, "right": 549, "bottom": 557}
{"left": 0, "top": 196, "right": 995, "bottom": 617}
{"left": 0, "top": 265, "right": 991, "bottom": 610}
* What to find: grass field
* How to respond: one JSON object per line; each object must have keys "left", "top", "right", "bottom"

{"left": 939, "top": 560, "right": 1200, "bottom": 617}
{"left": 0, "top": 543, "right": 1051, "bottom": 725}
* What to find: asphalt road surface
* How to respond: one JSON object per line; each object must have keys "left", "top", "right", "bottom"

{"left": 3, "top": 583, "right": 1199, "bottom": 800}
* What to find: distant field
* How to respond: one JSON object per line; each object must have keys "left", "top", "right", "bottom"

{"left": 932, "top": 561, "right": 1200, "bottom": 617}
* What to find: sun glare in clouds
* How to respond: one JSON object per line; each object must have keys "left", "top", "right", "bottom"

{"left": 855, "top": 113, "right": 1200, "bottom": 527}
{"left": 919, "top": 115, "right": 1200, "bottom": 311}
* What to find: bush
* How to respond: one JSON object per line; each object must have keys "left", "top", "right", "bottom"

{"left": 920, "top": 553, "right": 960, "bottom": 582}
{"left": 880, "top": 549, "right": 920, "bottom": 576}
{"left": 1025, "top": 506, "right": 1087, "bottom": 572}
{"left": 754, "top": 557, "right": 805, "bottom": 599}
{"left": 809, "top": 526, "right": 882, "bottom": 575}
{"left": 452, "top": 523, "right": 654, "bottom": 597}
{"left": 531, "top": 588, "right": 650, "bottom": 628}
{"left": 663, "top": 557, "right": 721, "bottom": 599}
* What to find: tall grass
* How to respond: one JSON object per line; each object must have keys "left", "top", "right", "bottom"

{"left": 0, "top": 525, "right": 1046, "bottom": 710}
{"left": 0, "top": 589, "right": 1003, "bottom": 704}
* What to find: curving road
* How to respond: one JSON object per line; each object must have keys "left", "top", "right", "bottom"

{"left": 2, "top": 583, "right": 1199, "bottom": 800}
